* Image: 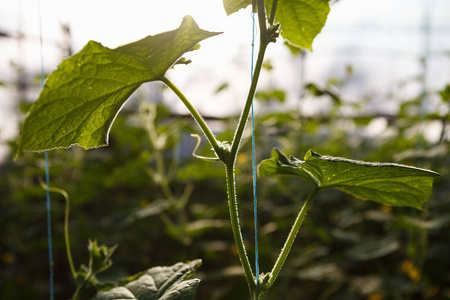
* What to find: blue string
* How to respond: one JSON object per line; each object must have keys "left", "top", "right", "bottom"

{"left": 44, "top": 151, "right": 54, "bottom": 300}
{"left": 38, "top": 1, "right": 54, "bottom": 299}
{"left": 250, "top": 9, "right": 259, "bottom": 295}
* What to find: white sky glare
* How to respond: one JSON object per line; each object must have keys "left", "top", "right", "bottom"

{"left": 0, "top": 0, "right": 449, "bottom": 159}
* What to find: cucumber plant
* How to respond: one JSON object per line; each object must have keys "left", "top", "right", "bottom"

{"left": 16, "top": 1, "right": 442, "bottom": 299}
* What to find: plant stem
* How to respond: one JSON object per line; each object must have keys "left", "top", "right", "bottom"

{"left": 39, "top": 179, "right": 76, "bottom": 280}
{"left": 230, "top": 42, "right": 268, "bottom": 159}
{"left": 268, "top": 187, "right": 319, "bottom": 287}
{"left": 257, "top": 0, "right": 268, "bottom": 37}
{"left": 63, "top": 191, "right": 76, "bottom": 281}
{"left": 162, "top": 77, "right": 225, "bottom": 161}
{"left": 230, "top": 0, "right": 272, "bottom": 159}
{"left": 268, "top": 0, "right": 278, "bottom": 26}
{"left": 225, "top": 164, "right": 256, "bottom": 293}
{"left": 72, "top": 270, "right": 93, "bottom": 300}
{"left": 142, "top": 106, "right": 175, "bottom": 200}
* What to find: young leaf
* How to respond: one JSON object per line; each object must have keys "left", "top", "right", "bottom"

{"left": 88, "top": 239, "right": 117, "bottom": 275}
{"left": 223, "top": 0, "right": 252, "bottom": 15}
{"left": 16, "top": 16, "right": 220, "bottom": 156}
{"left": 266, "top": 0, "right": 330, "bottom": 50}
{"left": 259, "top": 149, "right": 442, "bottom": 209}
{"left": 92, "top": 260, "right": 202, "bottom": 300}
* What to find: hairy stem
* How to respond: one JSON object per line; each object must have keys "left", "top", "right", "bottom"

{"left": 268, "top": 187, "right": 319, "bottom": 287}
{"left": 230, "top": 0, "right": 272, "bottom": 159}
{"left": 230, "top": 42, "right": 268, "bottom": 159}
{"left": 225, "top": 164, "right": 256, "bottom": 292}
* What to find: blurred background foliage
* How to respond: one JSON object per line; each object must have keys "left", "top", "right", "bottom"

{"left": 1, "top": 64, "right": 449, "bottom": 299}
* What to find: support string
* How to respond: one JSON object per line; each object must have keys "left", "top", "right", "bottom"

{"left": 250, "top": 6, "right": 259, "bottom": 296}
{"left": 38, "top": 1, "right": 55, "bottom": 299}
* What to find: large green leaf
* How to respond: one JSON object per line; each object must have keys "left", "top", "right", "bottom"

{"left": 258, "top": 149, "right": 442, "bottom": 209}
{"left": 266, "top": 0, "right": 330, "bottom": 50}
{"left": 92, "top": 260, "right": 202, "bottom": 300}
{"left": 16, "top": 16, "right": 220, "bottom": 155}
{"left": 223, "top": 0, "right": 252, "bottom": 15}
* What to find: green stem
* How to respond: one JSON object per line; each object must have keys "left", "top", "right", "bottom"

{"left": 268, "top": 187, "right": 319, "bottom": 287}
{"left": 230, "top": 42, "right": 268, "bottom": 159}
{"left": 141, "top": 104, "right": 174, "bottom": 200}
{"left": 268, "top": 0, "right": 278, "bottom": 26}
{"left": 63, "top": 191, "right": 76, "bottom": 281}
{"left": 162, "top": 77, "right": 225, "bottom": 161}
{"left": 257, "top": 0, "right": 268, "bottom": 37}
{"left": 230, "top": 0, "right": 272, "bottom": 159}
{"left": 39, "top": 179, "right": 76, "bottom": 280}
{"left": 225, "top": 164, "right": 256, "bottom": 293}
{"left": 72, "top": 270, "right": 93, "bottom": 300}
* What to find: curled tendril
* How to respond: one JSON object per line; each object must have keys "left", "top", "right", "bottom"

{"left": 190, "top": 134, "right": 220, "bottom": 162}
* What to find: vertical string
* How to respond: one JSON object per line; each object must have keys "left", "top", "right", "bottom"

{"left": 38, "top": 1, "right": 54, "bottom": 299}
{"left": 250, "top": 5, "right": 259, "bottom": 295}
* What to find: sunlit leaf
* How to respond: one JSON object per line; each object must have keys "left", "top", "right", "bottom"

{"left": 266, "top": 0, "right": 330, "bottom": 50}
{"left": 258, "top": 149, "right": 442, "bottom": 209}
{"left": 16, "top": 16, "right": 220, "bottom": 156}
{"left": 223, "top": 0, "right": 252, "bottom": 15}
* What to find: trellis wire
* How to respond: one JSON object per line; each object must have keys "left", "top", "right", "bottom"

{"left": 38, "top": 1, "right": 55, "bottom": 299}
{"left": 250, "top": 7, "right": 260, "bottom": 295}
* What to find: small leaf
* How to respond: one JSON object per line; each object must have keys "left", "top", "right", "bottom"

{"left": 88, "top": 239, "right": 118, "bottom": 275}
{"left": 223, "top": 0, "right": 252, "bottom": 15}
{"left": 305, "top": 83, "right": 341, "bottom": 105}
{"left": 255, "top": 89, "right": 286, "bottom": 103}
{"left": 259, "top": 149, "right": 442, "bottom": 209}
{"left": 16, "top": 16, "right": 220, "bottom": 156}
{"left": 92, "top": 260, "right": 202, "bottom": 300}
{"left": 266, "top": 0, "right": 330, "bottom": 50}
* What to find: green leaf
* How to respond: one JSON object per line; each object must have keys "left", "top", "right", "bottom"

{"left": 93, "top": 260, "right": 202, "bottom": 300}
{"left": 438, "top": 84, "right": 450, "bottom": 103}
{"left": 16, "top": 16, "right": 220, "bottom": 156}
{"left": 305, "top": 83, "right": 341, "bottom": 105}
{"left": 255, "top": 89, "right": 286, "bottom": 103}
{"left": 258, "top": 149, "right": 442, "bottom": 209}
{"left": 88, "top": 239, "right": 117, "bottom": 275}
{"left": 223, "top": 0, "right": 252, "bottom": 15}
{"left": 266, "top": 0, "right": 330, "bottom": 50}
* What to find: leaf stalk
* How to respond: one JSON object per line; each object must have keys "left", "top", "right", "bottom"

{"left": 268, "top": 187, "right": 319, "bottom": 287}
{"left": 268, "top": 0, "right": 279, "bottom": 26}
{"left": 162, "top": 77, "right": 225, "bottom": 161}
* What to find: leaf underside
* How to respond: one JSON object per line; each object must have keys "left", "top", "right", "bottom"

{"left": 92, "top": 260, "right": 202, "bottom": 300}
{"left": 223, "top": 0, "right": 253, "bottom": 15}
{"left": 266, "top": 0, "right": 330, "bottom": 50}
{"left": 16, "top": 16, "right": 220, "bottom": 156}
{"left": 258, "top": 149, "right": 442, "bottom": 209}
{"left": 223, "top": 0, "right": 330, "bottom": 50}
